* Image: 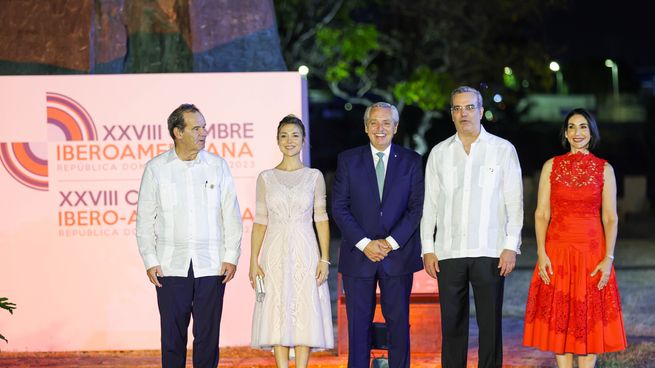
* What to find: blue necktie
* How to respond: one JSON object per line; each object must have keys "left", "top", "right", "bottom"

{"left": 375, "top": 152, "right": 385, "bottom": 200}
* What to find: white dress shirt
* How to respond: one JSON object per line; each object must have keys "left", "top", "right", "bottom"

{"left": 420, "top": 126, "right": 523, "bottom": 260}
{"left": 136, "top": 149, "right": 242, "bottom": 277}
{"left": 354, "top": 144, "right": 400, "bottom": 252}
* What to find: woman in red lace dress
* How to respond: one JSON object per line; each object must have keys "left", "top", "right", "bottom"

{"left": 523, "top": 109, "right": 627, "bottom": 368}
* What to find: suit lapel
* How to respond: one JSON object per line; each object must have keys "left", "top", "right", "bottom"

{"left": 382, "top": 144, "right": 399, "bottom": 202}
{"left": 361, "top": 145, "right": 381, "bottom": 203}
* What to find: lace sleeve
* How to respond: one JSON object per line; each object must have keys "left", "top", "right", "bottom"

{"left": 254, "top": 172, "right": 268, "bottom": 225}
{"left": 313, "top": 170, "right": 329, "bottom": 223}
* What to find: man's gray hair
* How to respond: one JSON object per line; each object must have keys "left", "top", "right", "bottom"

{"left": 364, "top": 102, "right": 400, "bottom": 124}
{"left": 451, "top": 86, "right": 483, "bottom": 108}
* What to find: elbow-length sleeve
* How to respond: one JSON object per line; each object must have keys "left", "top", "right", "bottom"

{"left": 254, "top": 172, "right": 268, "bottom": 225}
{"left": 313, "top": 170, "right": 329, "bottom": 223}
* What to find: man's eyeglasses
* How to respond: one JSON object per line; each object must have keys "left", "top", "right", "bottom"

{"left": 450, "top": 104, "right": 479, "bottom": 113}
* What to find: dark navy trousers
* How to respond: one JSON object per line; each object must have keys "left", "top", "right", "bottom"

{"left": 156, "top": 264, "right": 226, "bottom": 368}
{"left": 342, "top": 268, "right": 413, "bottom": 368}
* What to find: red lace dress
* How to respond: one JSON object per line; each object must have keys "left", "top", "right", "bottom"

{"left": 523, "top": 152, "right": 627, "bottom": 354}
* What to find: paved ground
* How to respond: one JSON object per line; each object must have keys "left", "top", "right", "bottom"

{"left": 0, "top": 318, "right": 556, "bottom": 367}
{"left": 0, "top": 324, "right": 555, "bottom": 368}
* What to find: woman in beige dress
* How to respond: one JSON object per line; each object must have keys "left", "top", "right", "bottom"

{"left": 249, "top": 115, "right": 334, "bottom": 368}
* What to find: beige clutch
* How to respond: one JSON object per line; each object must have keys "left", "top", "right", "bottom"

{"left": 255, "top": 275, "right": 265, "bottom": 302}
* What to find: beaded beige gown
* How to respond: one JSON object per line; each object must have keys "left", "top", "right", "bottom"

{"left": 250, "top": 167, "right": 334, "bottom": 350}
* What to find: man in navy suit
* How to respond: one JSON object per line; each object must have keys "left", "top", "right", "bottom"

{"left": 332, "top": 102, "right": 424, "bottom": 368}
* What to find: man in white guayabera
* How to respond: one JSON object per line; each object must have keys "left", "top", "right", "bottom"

{"left": 136, "top": 104, "right": 242, "bottom": 368}
{"left": 421, "top": 86, "right": 524, "bottom": 368}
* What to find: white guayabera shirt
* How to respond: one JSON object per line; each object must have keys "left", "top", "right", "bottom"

{"left": 136, "top": 149, "right": 242, "bottom": 277}
{"left": 421, "top": 126, "right": 523, "bottom": 260}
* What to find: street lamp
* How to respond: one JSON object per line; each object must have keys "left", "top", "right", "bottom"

{"left": 298, "top": 65, "right": 309, "bottom": 77}
{"left": 549, "top": 61, "right": 560, "bottom": 72}
{"left": 549, "top": 61, "right": 565, "bottom": 94}
{"left": 605, "top": 59, "right": 619, "bottom": 100}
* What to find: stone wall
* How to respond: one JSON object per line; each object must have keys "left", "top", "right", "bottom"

{"left": 0, "top": 0, "right": 286, "bottom": 74}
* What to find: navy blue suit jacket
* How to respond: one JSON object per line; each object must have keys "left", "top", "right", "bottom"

{"left": 332, "top": 144, "right": 424, "bottom": 278}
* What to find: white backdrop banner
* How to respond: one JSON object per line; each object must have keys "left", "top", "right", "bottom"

{"left": 0, "top": 72, "right": 308, "bottom": 351}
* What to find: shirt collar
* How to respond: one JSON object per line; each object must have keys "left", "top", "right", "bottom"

{"left": 370, "top": 143, "right": 392, "bottom": 158}
{"left": 165, "top": 148, "right": 206, "bottom": 164}
{"left": 449, "top": 125, "right": 490, "bottom": 146}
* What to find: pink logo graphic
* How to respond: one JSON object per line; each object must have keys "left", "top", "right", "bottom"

{"left": 0, "top": 93, "right": 97, "bottom": 191}
{"left": 46, "top": 92, "right": 97, "bottom": 141}
{"left": 0, "top": 142, "right": 48, "bottom": 191}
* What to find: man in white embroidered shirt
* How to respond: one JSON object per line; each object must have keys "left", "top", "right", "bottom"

{"left": 136, "top": 104, "right": 242, "bottom": 368}
{"left": 421, "top": 86, "right": 523, "bottom": 368}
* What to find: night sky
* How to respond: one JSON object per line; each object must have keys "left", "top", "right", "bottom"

{"left": 544, "top": 0, "right": 655, "bottom": 89}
